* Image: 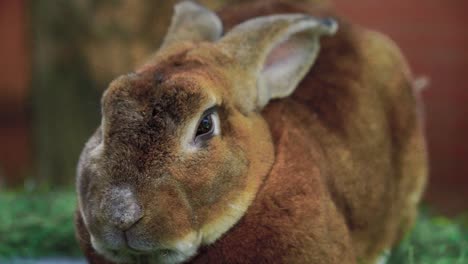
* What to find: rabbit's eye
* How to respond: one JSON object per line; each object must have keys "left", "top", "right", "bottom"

{"left": 196, "top": 114, "right": 213, "bottom": 136}
{"left": 193, "top": 106, "right": 220, "bottom": 145}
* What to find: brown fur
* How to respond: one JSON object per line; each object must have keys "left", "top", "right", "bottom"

{"left": 76, "top": 1, "right": 427, "bottom": 263}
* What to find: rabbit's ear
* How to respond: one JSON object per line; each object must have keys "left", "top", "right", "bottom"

{"left": 218, "top": 15, "right": 337, "bottom": 110}
{"left": 160, "top": 1, "right": 223, "bottom": 49}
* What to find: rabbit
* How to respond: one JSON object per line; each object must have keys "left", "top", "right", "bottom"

{"left": 75, "top": 1, "right": 428, "bottom": 263}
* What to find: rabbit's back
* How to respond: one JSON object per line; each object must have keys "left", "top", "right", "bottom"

{"left": 220, "top": 0, "right": 427, "bottom": 262}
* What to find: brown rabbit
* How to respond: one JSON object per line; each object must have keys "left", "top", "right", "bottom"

{"left": 75, "top": 1, "right": 427, "bottom": 263}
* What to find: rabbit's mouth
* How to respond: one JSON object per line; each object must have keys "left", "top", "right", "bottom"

{"left": 90, "top": 231, "right": 201, "bottom": 264}
{"left": 94, "top": 245, "right": 197, "bottom": 264}
{"left": 99, "top": 248, "right": 188, "bottom": 264}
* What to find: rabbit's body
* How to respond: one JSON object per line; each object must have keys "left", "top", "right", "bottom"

{"left": 212, "top": 1, "right": 428, "bottom": 262}
{"left": 76, "top": 1, "right": 427, "bottom": 264}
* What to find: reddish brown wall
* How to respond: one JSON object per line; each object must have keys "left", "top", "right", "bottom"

{"left": 0, "top": 0, "right": 31, "bottom": 186}
{"left": 333, "top": 0, "right": 468, "bottom": 214}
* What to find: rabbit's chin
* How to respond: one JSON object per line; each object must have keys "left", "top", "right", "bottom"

{"left": 90, "top": 233, "right": 201, "bottom": 264}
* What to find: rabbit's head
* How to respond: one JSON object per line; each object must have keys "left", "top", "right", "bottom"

{"left": 77, "top": 2, "right": 337, "bottom": 263}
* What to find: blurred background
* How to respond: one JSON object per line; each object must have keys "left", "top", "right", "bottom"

{"left": 0, "top": 0, "right": 466, "bottom": 261}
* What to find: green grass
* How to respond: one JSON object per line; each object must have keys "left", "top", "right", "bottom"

{"left": 0, "top": 190, "right": 467, "bottom": 263}
{"left": 388, "top": 209, "right": 468, "bottom": 264}
{"left": 0, "top": 190, "right": 81, "bottom": 258}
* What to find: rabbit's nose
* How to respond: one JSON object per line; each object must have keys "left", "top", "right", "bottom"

{"left": 109, "top": 201, "right": 143, "bottom": 231}
{"left": 103, "top": 187, "right": 144, "bottom": 230}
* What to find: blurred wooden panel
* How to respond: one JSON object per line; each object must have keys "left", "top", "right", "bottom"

{"left": 333, "top": 0, "right": 468, "bottom": 214}
{"left": 0, "top": 0, "right": 31, "bottom": 187}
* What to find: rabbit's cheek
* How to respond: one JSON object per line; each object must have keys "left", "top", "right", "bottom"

{"left": 198, "top": 180, "right": 259, "bottom": 245}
